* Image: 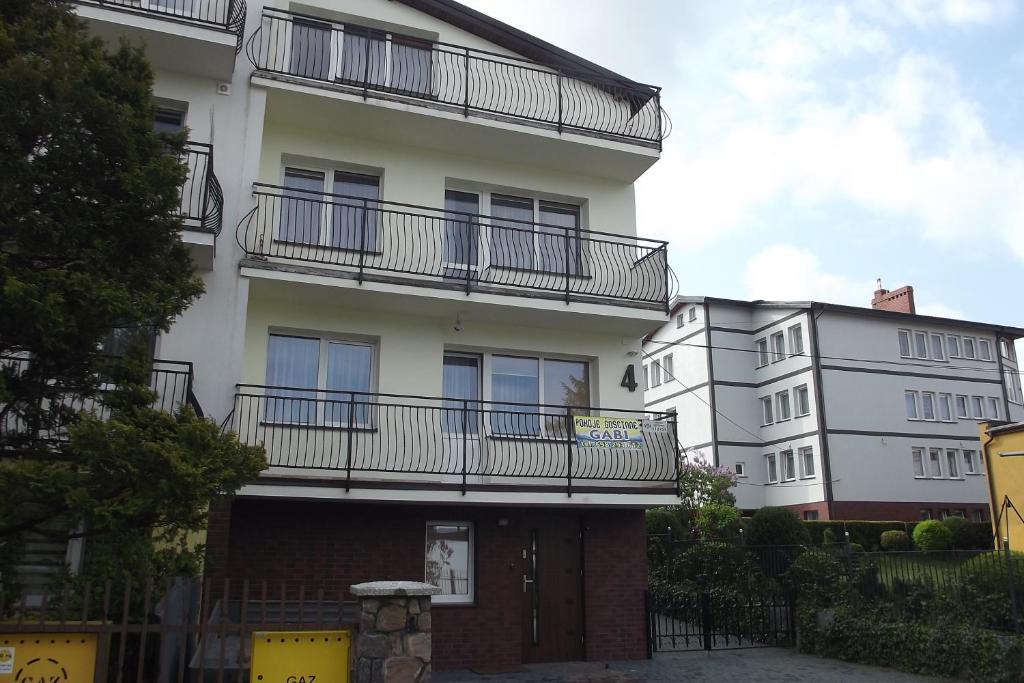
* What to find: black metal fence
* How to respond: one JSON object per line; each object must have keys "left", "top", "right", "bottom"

{"left": 231, "top": 386, "right": 680, "bottom": 495}
{"left": 237, "top": 183, "right": 669, "bottom": 308}
{"left": 180, "top": 142, "right": 223, "bottom": 235}
{"left": 0, "top": 577, "right": 356, "bottom": 683}
{"left": 647, "top": 589, "right": 794, "bottom": 653}
{"left": 76, "top": 0, "right": 247, "bottom": 44}
{"left": 246, "top": 8, "right": 665, "bottom": 146}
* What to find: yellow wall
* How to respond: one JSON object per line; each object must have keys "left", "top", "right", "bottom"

{"left": 982, "top": 422, "right": 1024, "bottom": 551}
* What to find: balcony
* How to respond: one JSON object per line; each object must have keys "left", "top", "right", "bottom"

{"left": 179, "top": 141, "right": 224, "bottom": 269}
{"left": 247, "top": 9, "right": 666, "bottom": 180}
{"left": 231, "top": 386, "right": 680, "bottom": 505}
{"left": 73, "top": 0, "right": 246, "bottom": 79}
{"left": 237, "top": 183, "right": 669, "bottom": 325}
{"left": 0, "top": 359, "right": 203, "bottom": 444}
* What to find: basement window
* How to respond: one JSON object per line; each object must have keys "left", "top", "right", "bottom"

{"left": 425, "top": 521, "right": 474, "bottom": 605}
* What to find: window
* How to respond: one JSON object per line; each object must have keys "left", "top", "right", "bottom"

{"left": 443, "top": 190, "right": 480, "bottom": 273}
{"left": 963, "top": 450, "right": 978, "bottom": 475}
{"left": 946, "top": 449, "right": 960, "bottom": 478}
{"left": 643, "top": 365, "right": 649, "bottom": 391}
{"left": 914, "top": 331, "right": 928, "bottom": 359}
{"left": 947, "top": 335, "right": 962, "bottom": 358}
{"left": 928, "top": 448, "right": 943, "bottom": 478}
{"left": 795, "top": 385, "right": 811, "bottom": 416}
{"left": 912, "top": 447, "right": 925, "bottom": 478}
{"left": 676, "top": 314, "right": 685, "bottom": 328}
{"left": 775, "top": 390, "right": 791, "bottom": 421}
{"left": 986, "top": 397, "right": 1000, "bottom": 420}
{"left": 972, "top": 509, "right": 984, "bottom": 522}
{"left": 898, "top": 329, "right": 912, "bottom": 358}
{"left": 781, "top": 450, "right": 796, "bottom": 481}
{"left": 756, "top": 338, "right": 769, "bottom": 367}
{"left": 1001, "top": 339, "right": 1017, "bottom": 361}
{"left": 153, "top": 106, "right": 186, "bottom": 134}
{"left": 650, "top": 361, "right": 662, "bottom": 387}
{"left": 905, "top": 391, "right": 920, "bottom": 420}
{"left": 425, "top": 522, "right": 473, "bottom": 604}
{"left": 921, "top": 392, "right": 936, "bottom": 421}
{"left": 766, "top": 454, "right": 778, "bottom": 483}
{"left": 789, "top": 324, "right": 804, "bottom": 355}
{"left": 491, "top": 194, "right": 581, "bottom": 275}
{"left": 920, "top": 509, "right": 932, "bottom": 521}
{"left": 937, "top": 393, "right": 953, "bottom": 422}
{"left": 264, "top": 333, "right": 374, "bottom": 426}
{"left": 799, "top": 446, "right": 815, "bottom": 478}
{"left": 1007, "top": 370, "right": 1024, "bottom": 405}
{"left": 771, "top": 332, "right": 785, "bottom": 362}
{"left": 662, "top": 354, "right": 674, "bottom": 380}
{"left": 971, "top": 396, "right": 984, "bottom": 419}
{"left": 761, "top": 396, "right": 774, "bottom": 425}
{"left": 735, "top": 461, "right": 746, "bottom": 477}
{"left": 490, "top": 356, "right": 589, "bottom": 437}
{"left": 804, "top": 511, "right": 820, "bottom": 521}
{"left": 442, "top": 354, "right": 481, "bottom": 434}
{"left": 978, "top": 339, "right": 993, "bottom": 361}
{"left": 929, "top": 334, "right": 945, "bottom": 361}
{"left": 688, "top": 307, "right": 697, "bottom": 322}
{"left": 955, "top": 394, "right": 969, "bottom": 418}
{"left": 963, "top": 337, "right": 977, "bottom": 359}
{"left": 279, "top": 167, "right": 381, "bottom": 250}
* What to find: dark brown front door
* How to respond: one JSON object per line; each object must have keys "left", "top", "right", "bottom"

{"left": 521, "top": 514, "right": 584, "bottom": 663}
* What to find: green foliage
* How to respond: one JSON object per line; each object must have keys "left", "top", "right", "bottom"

{"left": 650, "top": 541, "right": 760, "bottom": 601}
{"left": 696, "top": 502, "right": 741, "bottom": 540}
{"left": 943, "top": 518, "right": 994, "bottom": 550}
{"left": 798, "top": 604, "right": 1024, "bottom": 682}
{"left": 913, "top": 520, "right": 954, "bottom": 551}
{"left": 880, "top": 530, "right": 910, "bottom": 551}
{"left": 785, "top": 549, "right": 844, "bottom": 606}
{"left": 959, "top": 551, "right": 1024, "bottom": 629}
{"left": 746, "top": 507, "right": 811, "bottom": 547}
{"left": 646, "top": 508, "right": 683, "bottom": 540}
{"left": 805, "top": 520, "right": 914, "bottom": 551}
{"left": 822, "top": 527, "right": 837, "bottom": 546}
{"left": 678, "top": 461, "right": 737, "bottom": 509}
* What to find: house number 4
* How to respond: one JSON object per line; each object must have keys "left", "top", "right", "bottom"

{"left": 620, "top": 364, "right": 638, "bottom": 392}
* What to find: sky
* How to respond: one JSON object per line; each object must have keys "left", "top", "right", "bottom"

{"left": 460, "top": 0, "right": 1024, "bottom": 336}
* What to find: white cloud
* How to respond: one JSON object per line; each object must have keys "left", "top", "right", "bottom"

{"left": 857, "top": 0, "right": 1015, "bottom": 27}
{"left": 743, "top": 245, "right": 875, "bottom": 305}
{"left": 915, "top": 302, "right": 969, "bottom": 319}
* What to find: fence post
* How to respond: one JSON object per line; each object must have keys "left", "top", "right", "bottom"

{"left": 700, "top": 590, "right": 712, "bottom": 651}
{"left": 644, "top": 590, "right": 654, "bottom": 658}
{"left": 565, "top": 412, "right": 574, "bottom": 497}
{"left": 843, "top": 530, "right": 853, "bottom": 591}
{"left": 345, "top": 398, "right": 355, "bottom": 492}
{"left": 1004, "top": 535, "right": 1021, "bottom": 634}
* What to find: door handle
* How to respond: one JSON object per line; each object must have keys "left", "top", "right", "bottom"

{"left": 522, "top": 574, "right": 535, "bottom": 593}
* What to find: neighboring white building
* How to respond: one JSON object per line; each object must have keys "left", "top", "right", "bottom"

{"left": 67, "top": 0, "right": 674, "bottom": 669}
{"left": 643, "top": 285, "right": 1024, "bottom": 522}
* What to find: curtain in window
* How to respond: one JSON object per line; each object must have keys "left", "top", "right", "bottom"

{"left": 265, "top": 335, "right": 320, "bottom": 424}
{"left": 443, "top": 191, "right": 479, "bottom": 274}
{"left": 325, "top": 342, "right": 373, "bottom": 425}
{"left": 490, "top": 356, "right": 539, "bottom": 435}
{"left": 330, "top": 171, "right": 380, "bottom": 250}
{"left": 536, "top": 201, "right": 580, "bottom": 275}
{"left": 490, "top": 195, "right": 534, "bottom": 270}
{"left": 280, "top": 169, "right": 324, "bottom": 244}
{"left": 290, "top": 19, "right": 332, "bottom": 80}
{"left": 391, "top": 36, "right": 433, "bottom": 95}
{"left": 542, "top": 359, "right": 589, "bottom": 438}
{"left": 442, "top": 354, "right": 480, "bottom": 434}
{"left": 341, "top": 27, "right": 387, "bottom": 86}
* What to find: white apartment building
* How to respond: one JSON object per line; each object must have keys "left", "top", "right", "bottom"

{"left": 643, "top": 285, "right": 1024, "bottom": 522}
{"left": 68, "top": 0, "right": 674, "bottom": 669}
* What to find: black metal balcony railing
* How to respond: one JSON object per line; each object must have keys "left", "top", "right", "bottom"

{"left": 238, "top": 184, "right": 670, "bottom": 309}
{"left": 246, "top": 8, "right": 666, "bottom": 146}
{"left": 179, "top": 141, "right": 223, "bottom": 235}
{"left": 0, "top": 358, "right": 203, "bottom": 443}
{"left": 77, "top": 0, "right": 247, "bottom": 48}
{"left": 232, "top": 386, "right": 680, "bottom": 496}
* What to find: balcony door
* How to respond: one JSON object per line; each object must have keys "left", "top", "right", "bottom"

{"left": 278, "top": 168, "right": 380, "bottom": 250}
{"left": 443, "top": 190, "right": 481, "bottom": 280}
{"left": 490, "top": 195, "right": 581, "bottom": 275}
{"left": 442, "top": 353, "right": 482, "bottom": 482}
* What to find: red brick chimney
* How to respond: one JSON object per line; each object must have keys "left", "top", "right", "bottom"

{"left": 871, "top": 279, "right": 916, "bottom": 314}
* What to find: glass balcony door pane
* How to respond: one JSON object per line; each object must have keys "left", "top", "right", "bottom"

{"left": 330, "top": 171, "right": 380, "bottom": 250}
{"left": 537, "top": 201, "right": 580, "bottom": 275}
{"left": 542, "top": 359, "right": 589, "bottom": 437}
{"left": 265, "top": 335, "right": 320, "bottom": 424}
{"left": 490, "top": 356, "right": 539, "bottom": 435}
{"left": 490, "top": 194, "right": 534, "bottom": 270}
{"left": 442, "top": 354, "right": 481, "bottom": 434}
{"left": 444, "top": 190, "right": 480, "bottom": 273}
{"left": 290, "top": 20, "right": 333, "bottom": 80}
{"left": 280, "top": 169, "right": 324, "bottom": 244}
{"left": 340, "top": 27, "right": 387, "bottom": 87}
{"left": 325, "top": 341, "right": 373, "bottom": 425}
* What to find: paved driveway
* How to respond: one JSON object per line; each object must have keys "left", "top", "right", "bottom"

{"left": 435, "top": 648, "right": 955, "bottom": 682}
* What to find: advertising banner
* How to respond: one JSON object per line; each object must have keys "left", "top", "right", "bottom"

{"left": 573, "top": 416, "right": 645, "bottom": 450}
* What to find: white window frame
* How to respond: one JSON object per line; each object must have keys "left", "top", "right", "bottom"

{"left": 978, "top": 339, "right": 993, "bottom": 361}
{"left": 799, "top": 446, "right": 815, "bottom": 479}
{"left": 912, "top": 447, "right": 926, "bottom": 478}
{"left": 676, "top": 314, "right": 685, "bottom": 328}
{"left": 955, "top": 394, "right": 970, "bottom": 419}
{"left": 770, "top": 332, "right": 785, "bottom": 363}
{"left": 898, "top": 329, "right": 913, "bottom": 358}
{"left": 947, "top": 335, "right": 962, "bottom": 358}
{"left": 766, "top": 453, "right": 778, "bottom": 483}
{"left": 929, "top": 333, "right": 945, "bottom": 361}
{"left": 928, "top": 447, "right": 943, "bottom": 478}
{"left": 650, "top": 361, "right": 662, "bottom": 387}
{"left": 780, "top": 449, "right": 796, "bottom": 482}
{"left": 970, "top": 396, "right": 984, "bottom": 419}
{"left": 775, "top": 390, "right": 791, "bottom": 422}
{"left": 734, "top": 461, "right": 747, "bottom": 477}
{"left": 643, "top": 364, "right": 649, "bottom": 391}
{"left": 279, "top": 164, "right": 383, "bottom": 251}
{"left": 688, "top": 307, "right": 697, "bottom": 322}
{"left": 1001, "top": 339, "right": 1017, "bottom": 362}
{"left": 760, "top": 396, "right": 774, "bottom": 425}
{"left": 913, "top": 331, "right": 929, "bottom": 359}
{"left": 662, "top": 354, "right": 674, "bottom": 380}
{"left": 425, "top": 521, "right": 474, "bottom": 605}
{"left": 945, "top": 449, "right": 961, "bottom": 479}
{"left": 937, "top": 393, "right": 954, "bottom": 422}
{"left": 1009, "top": 370, "right": 1024, "bottom": 405}
{"left": 795, "top": 384, "right": 810, "bottom": 417}
{"left": 985, "top": 397, "right": 1000, "bottom": 420}
{"left": 962, "top": 449, "right": 978, "bottom": 475}
{"left": 486, "top": 352, "right": 591, "bottom": 439}
{"left": 905, "top": 390, "right": 920, "bottom": 420}
{"left": 788, "top": 324, "right": 804, "bottom": 356}
{"left": 756, "top": 338, "right": 769, "bottom": 368}
{"left": 921, "top": 391, "right": 936, "bottom": 421}
{"left": 963, "top": 337, "right": 977, "bottom": 360}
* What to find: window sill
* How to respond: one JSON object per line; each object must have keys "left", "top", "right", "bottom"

{"left": 800, "top": 475, "right": 815, "bottom": 480}
{"left": 432, "top": 599, "right": 475, "bottom": 608}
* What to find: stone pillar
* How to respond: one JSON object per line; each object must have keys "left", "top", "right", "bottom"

{"left": 351, "top": 581, "right": 439, "bottom": 683}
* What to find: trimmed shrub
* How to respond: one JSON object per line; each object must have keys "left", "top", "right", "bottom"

{"left": 880, "top": 530, "right": 910, "bottom": 551}
{"left": 746, "top": 507, "right": 811, "bottom": 547}
{"left": 804, "top": 520, "right": 915, "bottom": 551}
{"left": 913, "top": 520, "right": 953, "bottom": 551}
{"left": 949, "top": 520, "right": 995, "bottom": 550}
{"left": 960, "top": 550, "right": 1024, "bottom": 629}
{"left": 696, "top": 503, "right": 741, "bottom": 540}
{"left": 646, "top": 508, "right": 683, "bottom": 540}
{"left": 942, "top": 516, "right": 969, "bottom": 548}
{"left": 785, "top": 549, "right": 844, "bottom": 606}
{"left": 650, "top": 541, "right": 760, "bottom": 600}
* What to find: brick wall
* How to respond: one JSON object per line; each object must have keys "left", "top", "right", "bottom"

{"left": 831, "top": 500, "right": 988, "bottom": 522}
{"left": 210, "top": 500, "right": 647, "bottom": 670}
{"left": 782, "top": 501, "right": 831, "bottom": 520}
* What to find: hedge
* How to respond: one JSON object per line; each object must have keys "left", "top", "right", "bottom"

{"left": 801, "top": 520, "right": 992, "bottom": 551}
